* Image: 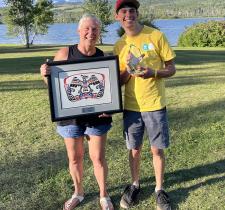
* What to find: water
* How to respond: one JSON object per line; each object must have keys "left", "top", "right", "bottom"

{"left": 153, "top": 17, "right": 225, "bottom": 46}
{"left": 0, "top": 17, "right": 224, "bottom": 46}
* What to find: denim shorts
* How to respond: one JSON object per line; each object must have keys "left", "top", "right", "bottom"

{"left": 57, "top": 123, "right": 112, "bottom": 139}
{"left": 123, "top": 108, "right": 169, "bottom": 149}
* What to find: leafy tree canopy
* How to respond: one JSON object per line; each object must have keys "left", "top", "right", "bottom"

{"left": 4, "top": 0, "right": 54, "bottom": 48}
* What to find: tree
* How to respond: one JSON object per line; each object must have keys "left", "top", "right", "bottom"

{"left": 4, "top": 0, "right": 54, "bottom": 48}
{"left": 82, "top": 0, "right": 112, "bottom": 44}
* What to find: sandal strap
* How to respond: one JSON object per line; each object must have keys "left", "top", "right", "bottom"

{"left": 64, "top": 194, "right": 84, "bottom": 210}
{"left": 71, "top": 194, "right": 84, "bottom": 202}
{"left": 100, "top": 196, "right": 111, "bottom": 203}
{"left": 100, "top": 197, "right": 113, "bottom": 210}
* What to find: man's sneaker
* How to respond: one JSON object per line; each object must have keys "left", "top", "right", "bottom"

{"left": 155, "top": 190, "right": 171, "bottom": 210}
{"left": 120, "top": 184, "right": 140, "bottom": 209}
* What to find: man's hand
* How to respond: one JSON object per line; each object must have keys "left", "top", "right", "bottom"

{"left": 132, "top": 66, "right": 155, "bottom": 79}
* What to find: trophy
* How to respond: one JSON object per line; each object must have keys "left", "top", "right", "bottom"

{"left": 127, "top": 44, "right": 145, "bottom": 75}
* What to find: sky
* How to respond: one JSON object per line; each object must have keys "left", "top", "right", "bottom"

{"left": 0, "top": 0, "right": 4, "bottom": 7}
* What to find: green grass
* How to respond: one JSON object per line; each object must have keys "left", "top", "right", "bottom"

{"left": 0, "top": 44, "right": 225, "bottom": 210}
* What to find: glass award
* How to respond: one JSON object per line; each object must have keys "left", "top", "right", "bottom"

{"left": 127, "top": 44, "right": 145, "bottom": 75}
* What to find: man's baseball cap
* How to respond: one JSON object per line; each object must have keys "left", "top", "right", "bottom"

{"left": 115, "top": 0, "right": 140, "bottom": 13}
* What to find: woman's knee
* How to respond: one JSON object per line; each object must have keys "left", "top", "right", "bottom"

{"left": 90, "top": 153, "right": 106, "bottom": 167}
{"left": 68, "top": 151, "right": 84, "bottom": 165}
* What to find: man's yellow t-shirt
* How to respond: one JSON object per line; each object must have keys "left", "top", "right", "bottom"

{"left": 113, "top": 26, "right": 176, "bottom": 112}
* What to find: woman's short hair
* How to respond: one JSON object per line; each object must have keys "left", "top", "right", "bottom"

{"left": 78, "top": 13, "right": 101, "bottom": 30}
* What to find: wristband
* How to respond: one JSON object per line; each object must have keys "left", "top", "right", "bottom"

{"left": 154, "top": 70, "right": 158, "bottom": 78}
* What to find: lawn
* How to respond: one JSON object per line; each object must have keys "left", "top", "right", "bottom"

{"left": 0, "top": 45, "right": 225, "bottom": 210}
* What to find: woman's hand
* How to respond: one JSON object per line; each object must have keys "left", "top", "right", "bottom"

{"left": 98, "top": 113, "right": 112, "bottom": 118}
{"left": 40, "top": 63, "right": 51, "bottom": 77}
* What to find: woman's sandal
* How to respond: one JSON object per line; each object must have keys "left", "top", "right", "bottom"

{"left": 63, "top": 194, "right": 84, "bottom": 210}
{"left": 100, "top": 196, "right": 114, "bottom": 210}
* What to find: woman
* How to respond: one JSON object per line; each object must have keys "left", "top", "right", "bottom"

{"left": 40, "top": 14, "right": 114, "bottom": 210}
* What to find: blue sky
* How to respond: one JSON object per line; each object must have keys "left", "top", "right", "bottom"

{"left": 0, "top": 0, "right": 4, "bottom": 7}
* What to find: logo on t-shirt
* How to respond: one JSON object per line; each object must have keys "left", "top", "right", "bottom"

{"left": 143, "top": 43, "right": 155, "bottom": 51}
{"left": 143, "top": 44, "right": 149, "bottom": 51}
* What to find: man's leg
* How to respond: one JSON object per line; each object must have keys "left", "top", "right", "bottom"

{"left": 143, "top": 108, "right": 171, "bottom": 210}
{"left": 129, "top": 147, "right": 142, "bottom": 184}
{"left": 120, "top": 148, "right": 142, "bottom": 209}
{"left": 151, "top": 147, "right": 170, "bottom": 209}
{"left": 120, "top": 110, "right": 144, "bottom": 209}
{"left": 151, "top": 146, "right": 165, "bottom": 191}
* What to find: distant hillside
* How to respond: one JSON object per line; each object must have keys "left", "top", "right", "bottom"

{"left": 53, "top": 0, "right": 225, "bottom": 23}
{"left": 1, "top": 0, "right": 224, "bottom": 24}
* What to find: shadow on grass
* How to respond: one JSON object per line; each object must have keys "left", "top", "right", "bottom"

{"left": 168, "top": 159, "right": 225, "bottom": 209}
{"left": 0, "top": 48, "right": 225, "bottom": 76}
{"left": 137, "top": 159, "right": 225, "bottom": 209}
{"left": 168, "top": 98, "right": 225, "bottom": 129}
{"left": 0, "top": 80, "right": 46, "bottom": 91}
{"left": 0, "top": 57, "right": 53, "bottom": 74}
{"left": 175, "top": 50, "right": 225, "bottom": 65}
{"left": 166, "top": 73, "right": 225, "bottom": 88}
{"left": 0, "top": 45, "right": 63, "bottom": 54}
{"left": 0, "top": 149, "right": 68, "bottom": 209}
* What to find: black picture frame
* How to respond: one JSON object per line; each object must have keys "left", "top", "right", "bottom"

{"left": 47, "top": 55, "right": 122, "bottom": 122}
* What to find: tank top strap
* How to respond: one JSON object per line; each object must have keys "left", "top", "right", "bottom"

{"left": 67, "top": 44, "right": 78, "bottom": 60}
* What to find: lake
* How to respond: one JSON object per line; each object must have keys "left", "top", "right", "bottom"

{"left": 0, "top": 17, "right": 224, "bottom": 46}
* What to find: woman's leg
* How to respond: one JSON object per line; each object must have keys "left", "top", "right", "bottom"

{"left": 64, "top": 137, "right": 85, "bottom": 196}
{"left": 87, "top": 134, "right": 108, "bottom": 198}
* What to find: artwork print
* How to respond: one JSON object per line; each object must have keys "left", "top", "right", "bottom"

{"left": 59, "top": 67, "right": 112, "bottom": 109}
{"left": 64, "top": 73, "right": 105, "bottom": 101}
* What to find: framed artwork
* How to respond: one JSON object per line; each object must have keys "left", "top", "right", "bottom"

{"left": 47, "top": 55, "right": 122, "bottom": 122}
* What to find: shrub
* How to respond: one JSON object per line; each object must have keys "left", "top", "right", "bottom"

{"left": 178, "top": 20, "right": 225, "bottom": 47}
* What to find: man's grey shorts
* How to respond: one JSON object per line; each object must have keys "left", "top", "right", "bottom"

{"left": 123, "top": 108, "right": 169, "bottom": 150}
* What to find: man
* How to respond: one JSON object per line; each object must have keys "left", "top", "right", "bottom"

{"left": 40, "top": 14, "right": 114, "bottom": 210}
{"left": 113, "top": 0, "right": 176, "bottom": 209}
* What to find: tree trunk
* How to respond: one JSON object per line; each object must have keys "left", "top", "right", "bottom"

{"left": 25, "top": 26, "right": 30, "bottom": 48}
{"left": 99, "top": 35, "right": 103, "bottom": 45}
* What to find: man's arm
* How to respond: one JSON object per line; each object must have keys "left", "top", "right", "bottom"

{"left": 136, "top": 59, "right": 176, "bottom": 79}
{"left": 155, "top": 59, "right": 176, "bottom": 78}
